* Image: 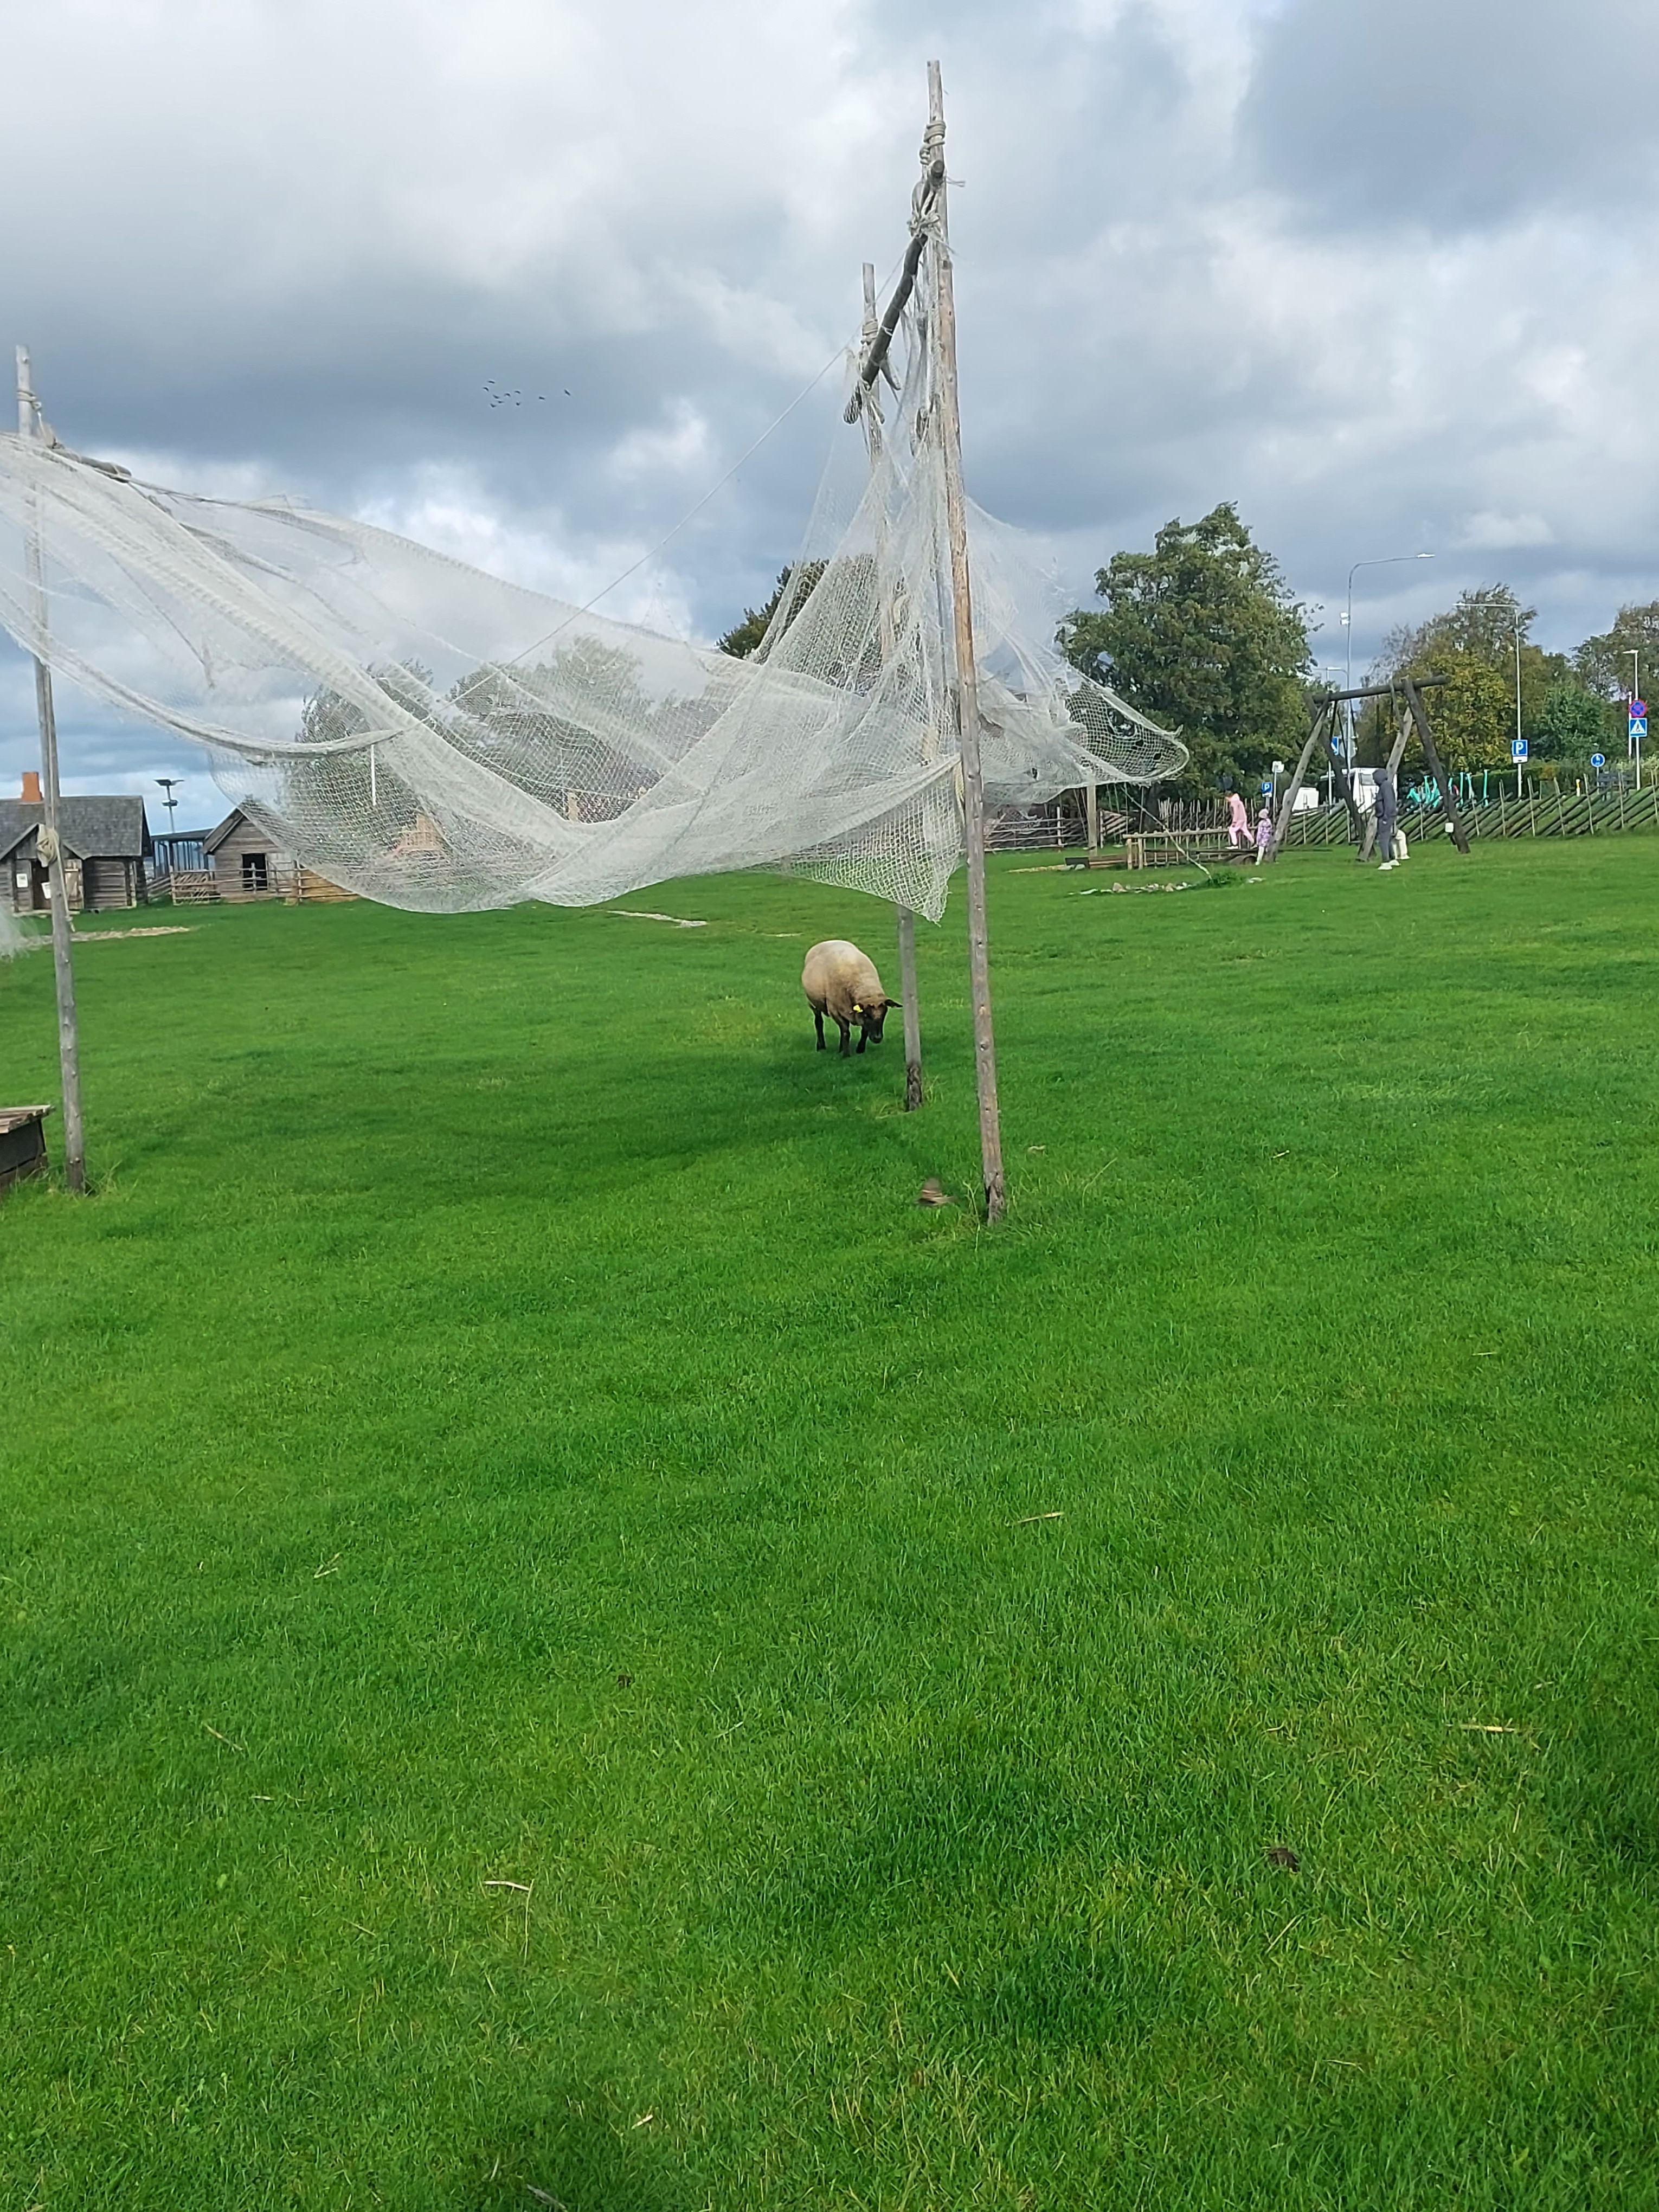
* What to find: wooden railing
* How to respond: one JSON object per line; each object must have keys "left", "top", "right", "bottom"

{"left": 148, "top": 864, "right": 356, "bottom": 904}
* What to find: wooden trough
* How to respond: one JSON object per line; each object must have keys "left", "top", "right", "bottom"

{"left": 0, "top": 1104, "right": 52, "bottom": 1194}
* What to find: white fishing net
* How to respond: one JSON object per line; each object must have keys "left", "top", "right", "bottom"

{"left": 0, "top": 258, "right": 1183, "bottom": 923}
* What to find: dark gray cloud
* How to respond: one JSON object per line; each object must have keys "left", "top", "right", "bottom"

{"left": 1242, "top": 0, "right": 1659, "bottom": 233}
{"left": 1, "top": 0, "right": 1656, "bottom": 818}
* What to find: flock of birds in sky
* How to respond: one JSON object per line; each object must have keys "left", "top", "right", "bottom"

{"left": 483, "top": 378, "right": 573, "bottom": 409}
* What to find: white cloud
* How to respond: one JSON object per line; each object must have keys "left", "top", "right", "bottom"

{"left": 608, "top": 402, "right": 716, "bottom": 487}
{"left": 1460, "top": 512, "right": 1555, "bottom": 551}
{"left": 356, "top": 466, "right": 700, "bottom": 633}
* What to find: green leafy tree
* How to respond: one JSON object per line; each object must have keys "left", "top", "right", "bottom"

{"left": 1572, "top": 600, "right": 1659, "bottom": 755}
{"left": 1059, "top": 503, "right": 1311, "bottom": 794}
{"left": 717, "top": 562, "right": 827, "bottom": 659}
{"left": 1573, "top": 600, "right": 1659, "bottom": 704}
{"left": 1386, "top": 582, "right": 1535, "bottom": 667}
{"left": 1428, "top": 656, "right": 1516, "bottom": 771}
{"left": 450, "top": 644, "right": 659, "bottom": 815}
{"left": 1535, "top": 680, "right": 1607, "bottom": 762}
{"left": 1376, "top": 585, "right": 1561, "bottom": 770}
{"left": 296, "top": 661, "right": 436, "bottom": 819}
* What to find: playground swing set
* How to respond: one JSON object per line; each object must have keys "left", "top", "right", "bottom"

{"left": 1272, "top": 673, "right": 1470, "bottom": 861}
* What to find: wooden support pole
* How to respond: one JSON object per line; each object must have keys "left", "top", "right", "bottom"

{"left": 896, "top": 905, "right": 923, "bottom": 1111}
{"left": 927, "top": 61, "right": 1005, "bottom": 1220}
{"left": 1273, "top": 700, "right": 1332, "bottom": 851}
{"left": 16, "top": 346, "right": 86, "bottom": 1193}
{"left": 1400, "top": 674, "right": 1469, "bottom": 853}
{"left": 1359, "top": 705, "right": 1413, "bottom": 862}
{"left": 859, "top": 259, "right": 924, "bottom": 1115}
{"left": 1084, "top": 782, "right": 1099, "bottom": 852}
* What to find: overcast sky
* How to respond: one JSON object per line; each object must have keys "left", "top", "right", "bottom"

{"left": 3, "top": 0, "right": 1656, "bottom": 816}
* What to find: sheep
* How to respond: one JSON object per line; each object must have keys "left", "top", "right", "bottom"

{"left": 802, "top": 938, "right": 896, "bottom": 1058}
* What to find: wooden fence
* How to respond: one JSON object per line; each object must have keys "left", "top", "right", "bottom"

{"left": 150, "top": 864, "right": 357, "bottom": 905}
{"left": 1282, "top": 786, "right": 1659, "bottom": 850}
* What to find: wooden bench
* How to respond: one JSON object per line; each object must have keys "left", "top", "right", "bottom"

{"left": 0, "top": 1105, "right": 52, "bottom": 1194}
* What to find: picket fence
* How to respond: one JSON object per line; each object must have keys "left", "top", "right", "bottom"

{"left": 1282, "top": 786, "right": 1659, "bottom": 849}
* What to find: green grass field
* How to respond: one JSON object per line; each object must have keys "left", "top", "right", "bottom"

{"left": 3, "top": 838, "right": 1658, "bottom": 2210}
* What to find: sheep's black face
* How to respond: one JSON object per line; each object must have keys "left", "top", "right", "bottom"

{"left": 860, "top": 1004, "right": 889, "bottom": 1045}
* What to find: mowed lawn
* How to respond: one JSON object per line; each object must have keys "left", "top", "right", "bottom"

{"left": 2, "top": 838, "right": 1658, "bottom": 2211}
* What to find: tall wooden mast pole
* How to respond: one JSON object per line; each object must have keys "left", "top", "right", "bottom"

{"left": 925, "top": 62, "right": 1005, "bottom": 1219}
{"left": 15, "top": 346, "right": 86, "bottom": 1193}
{"left": 859, "top": 260, "right": 925, "bottom": 1114}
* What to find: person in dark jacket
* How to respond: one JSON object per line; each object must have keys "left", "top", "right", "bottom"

{"left": 1376, "top": 761, "right": 1399, "bottom": 867}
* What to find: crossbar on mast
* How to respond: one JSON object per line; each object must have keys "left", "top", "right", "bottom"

{"left": 844, "top": 156, "right": 946, "bottom": 423}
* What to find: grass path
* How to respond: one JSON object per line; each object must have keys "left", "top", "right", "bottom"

{"left": 2, "top": 841, "right": 1657, "bottom": 2209}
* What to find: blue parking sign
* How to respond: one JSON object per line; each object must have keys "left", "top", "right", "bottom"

{"left": 1512, "top": 738, "right": 1528, "bottom": 761}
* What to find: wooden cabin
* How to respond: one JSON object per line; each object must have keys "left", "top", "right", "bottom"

{"left": 1, "top": 773, "right": 152, "bottom": 914}
{"left": 206, "top": 807, "right": 295, "bottom": 897}
{"left": 156, "top": 807, "right": 355, "bottom": 904}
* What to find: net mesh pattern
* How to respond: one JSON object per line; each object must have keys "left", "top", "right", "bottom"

{"left": 0, "top": 266, "right": 1184, "bottom": 922}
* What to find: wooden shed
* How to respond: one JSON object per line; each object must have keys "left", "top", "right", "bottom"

{"left": 1, "top": 774, "right": 152, "bottom": 914}
{"left": 156, "top": 807, "right": 355, "bottom": 904}
{"left": 205, "top": 807, "right": 297, "bottom": 898}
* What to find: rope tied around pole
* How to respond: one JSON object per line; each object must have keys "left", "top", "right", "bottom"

{"left": 845, "top": 123, "right": 947, "bottom": 424}
{"left": 911, "top": 117, "right": 946, "bottom": 228}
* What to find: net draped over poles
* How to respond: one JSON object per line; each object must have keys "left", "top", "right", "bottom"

{"left": 0, "top": 276, "right": 1184, "bottom": 923}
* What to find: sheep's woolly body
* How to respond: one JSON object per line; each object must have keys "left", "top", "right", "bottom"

{"left": 802, "top": 940, "right": 886, "bottom": 1025}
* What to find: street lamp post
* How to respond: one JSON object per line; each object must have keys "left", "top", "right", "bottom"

{"left": 156, "top": 776, "right": 181, "bottom": 840}
{"left": 1343, "top": 553, "right": 1433, "bottom": 764}
{"left": 1625, "top": 649, "right": 1642, "bottom": 791}
{"left": 1467, "top": 596, "right": 1526, "bottom": 798}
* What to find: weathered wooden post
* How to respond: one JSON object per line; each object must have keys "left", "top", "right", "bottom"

{"left": 15, "top": 346, "right": 86, "bottom": 1192}
{"left": 856, "top": 260, "right": 925, "bottom": 1114}
{"left": 926, "top": 61, "right": 1005, "bottom": 1220}
{"left": 1273, "top": 697, "right": 1335, "bottom": 851}
{"left": 1400, "top": 675, "right": 1469, "bottom": 853}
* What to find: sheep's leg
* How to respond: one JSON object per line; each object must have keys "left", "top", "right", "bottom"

{"left": 814, "top": 1008, "right": 826, "bottom": 1051}
{"left": 856, "top": 1027, "right": 867, "bottom": 1054}
{"left": 837, "top": 1017, "right": 851, "bottom": 1057}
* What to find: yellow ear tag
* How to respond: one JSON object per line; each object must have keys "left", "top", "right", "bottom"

{"left": 852, "top": 1004, "right": 863, "bottom": 1016}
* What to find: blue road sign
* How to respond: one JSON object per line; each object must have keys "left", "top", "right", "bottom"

{"left": 1632, "top": 719, "right": 1649, "bottom": 742}
{"left": 1591, "top": 752, "right": 1606, "bottom": 768}
{"left": 1512, "top": 738, "right": 1528, "bottom": 761}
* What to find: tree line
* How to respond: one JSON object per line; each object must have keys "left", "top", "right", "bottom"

{"left": 1060, "top": 504, "right": 1655, "bottom": 793}
{"left": 723, "top": 508, "right": 1655, "bottom": 796}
